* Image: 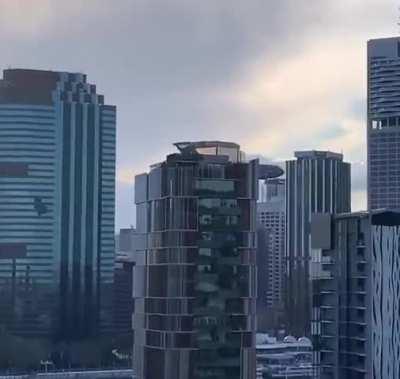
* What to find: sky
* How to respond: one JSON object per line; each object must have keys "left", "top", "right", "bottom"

{"left": 0, "top": 0, "right": 398, "bottom": 229}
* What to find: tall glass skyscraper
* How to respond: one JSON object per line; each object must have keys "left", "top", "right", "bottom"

{"left": 368, "top": 37, "right": 400, "bottom": 210}
{"left": 133, "top": 141, "right": 283, "bottom": 379}
{"left": 0, "top": 69, "right": 116, "bottom": 339}
{"left": 286, "top": 151, "right": 351, "bottom": 337}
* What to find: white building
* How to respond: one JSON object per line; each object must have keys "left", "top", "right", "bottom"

{"left": 257, "top": 179, "right": 285, "bottom": 309}
{"left": 256, "top": 333, "right": 314, "bottom": 379}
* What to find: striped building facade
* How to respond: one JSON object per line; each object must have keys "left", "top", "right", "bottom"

{"left": 0, "top": 69, "right": 115, "bottom": 339}
{"left": 285, "top": 151, "right": 351, "bottom": 337}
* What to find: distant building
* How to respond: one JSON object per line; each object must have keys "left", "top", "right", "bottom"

{"left": 114, "top": 229, "right": 136, "bottom": 335}
{"left": 256, "top": 333, "right": 314, "bottom": 379}
{"left": 285, "top": 151, "right": 351, "bottom": 336}
{"left": 133, "top": 141, "right": 283, "bottom": 379}
{"left": 256, "top": 227, "right": 271, "bottom": 331}
{"left": 311, "top": 210, "right": 400, "bottom": 379}
{"left": 257, "top": 179, "right": 285, "bottom": 331}
{"left": 0, "top": 69, "right": 116, "bottom": 340}
{"left": 367, "top": 37, "right": 400, "bottom": 210}
{"left": 118, "top": 228, "right": 136, "bottom": 253}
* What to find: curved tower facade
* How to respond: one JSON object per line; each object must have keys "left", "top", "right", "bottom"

{"left": 133, "top": 141, "right": 283, "bottom": 379}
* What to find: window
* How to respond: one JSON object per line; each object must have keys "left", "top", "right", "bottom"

{"left": 199, "top": 214, "right": 212, "bottom": 225}
{"left": 198, "top": 264, "right": 213, "bottom": 273}
{"left": 201, "top": 232, "right": 212, "bottom": 241}
{"left": 195, "top": 179, "right": 235, "bottom": 195}
{"left": 199, "top": 248, "right": 212, "bottom": 257}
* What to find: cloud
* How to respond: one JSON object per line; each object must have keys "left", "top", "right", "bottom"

{"left": 0, "top": 0, "right": 395, "bottom": 228}
{"left": 229, "top": 33, "right": 366, "bottom": 153}
{"left": 318, "top": 124, "right": 348, "bottom": 140}
{"left": 0, "top": 0, "right": 52, "bottom": 37}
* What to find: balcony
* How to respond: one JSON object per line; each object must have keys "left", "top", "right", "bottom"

{"left": 352, "top": 275, "right": 368, "bottom": 280}
{"left": 320, "top": 347, "right": 335, "bottom": 353}
{"left": 356, "top": 240, "right": 365, "bottom": 248}
{"left": 347, "top": 319, "right": 367, "bottom": 325}
{"left": 320, "top": 290, "right": 335, "bottom": 295}
{"left": 314, "top": 271, "right": 334, "bottom": 280}
{"left": 349, "top": 336, "right": 367, "bottom": 342}
{"left": 321, "top": 256, "right": 335, "bottom": 265}
{"left": 351, "top": 290, "right": 366, "bottom": 295}
{"left": 341, "top": 350, "right": 366, "bottom": 357}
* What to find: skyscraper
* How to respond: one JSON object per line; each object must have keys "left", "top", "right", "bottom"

{"left": 133, "top": 141, "right": 283, "bottom": 379}
{"left": 285, "top": 151, "right": 351, "bottom": 336}
{"left": 256, "top": 179, "right": 285, "bottom": 330}
{"left": 0, "top": 69, "right": 116, "bottom": 339}
{"left": 368, "top": 37, "right": 400, "bottom": 210}
{"left": 311, "top": 210, "right": 400, "bottom": 379}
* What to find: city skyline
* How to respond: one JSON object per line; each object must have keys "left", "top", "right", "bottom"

{"left": 0, "top": 0, "right": 397, "bottom": 229}
{"left": 1, "top": 1, "right": 400, "bottom": 378}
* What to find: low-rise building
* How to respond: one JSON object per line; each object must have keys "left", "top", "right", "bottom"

{"left": 113, "top": 228, "right": 136, "bottom": 335}
{"left": 256, "top": 334, "right": 314, "bottom": 379}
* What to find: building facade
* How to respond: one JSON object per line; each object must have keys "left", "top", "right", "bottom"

{"left": 285, "top": 151, "right": 351, "bottom": 337}
{"left": 114, "top": 229, "right": 136, "bottom": 336}
{"left": 133, "top": 141, "right": 283, "bottom": 379}
{"left": 368, "top": 37, "right": 400, "bottom": 210}
{"left": 311, "top": 211, "right": 400, "bottom": 379}
{"left": 118, "top": 227, "right": 136, "bottom": 253}
{"left": 256, "top": 227, "right": 270, "bottom": 332}
{"left": 256, "top": 179, "right": 285, "bottom": 331}
{"left": 114, "top": 253, "right": 135, "bottom": 336}
{"left": 0, "top": 69, "right": 116, "bottom": 339}
{"left": 257, "top": 179, "right": 285, "bottom": 308}
{"left": 256, "top": 334, "right": 313, "bottom": 379}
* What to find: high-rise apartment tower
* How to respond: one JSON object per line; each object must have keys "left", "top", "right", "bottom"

{"left": 133, "top": 141, "right": 283, "bottom": 379}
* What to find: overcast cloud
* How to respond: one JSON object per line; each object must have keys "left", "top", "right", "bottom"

{"left": 0, "top": 0, "right": 397, "bottom": 229}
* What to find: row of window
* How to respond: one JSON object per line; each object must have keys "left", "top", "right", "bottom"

{"left": 145, "top": 329, "right": 253, "bottom": 349}
{"left": 134, "top": 297, "right": 256, "bottom": 315}
{"left": 145, "top": 247, "right": 255, "bottom": 265}
{"left": 133, "top": 314, "right": 251, "bottom": 332}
